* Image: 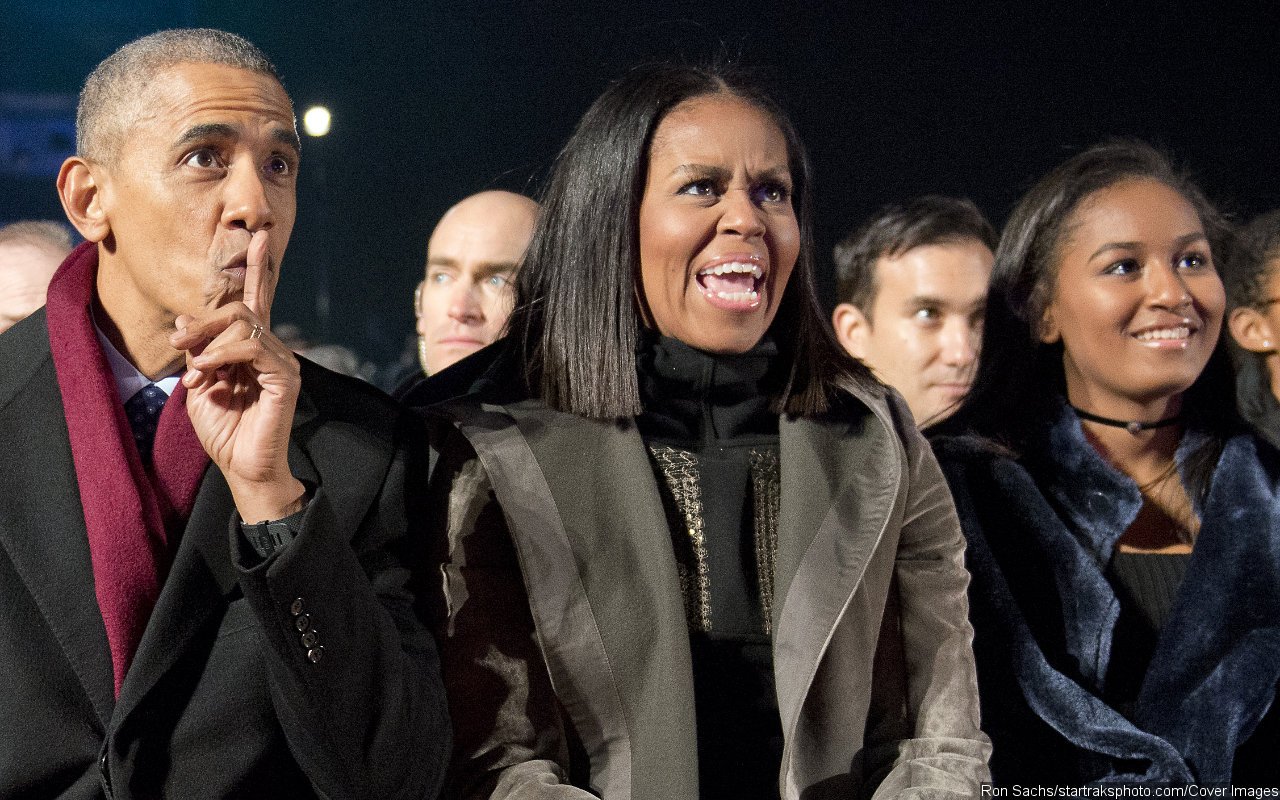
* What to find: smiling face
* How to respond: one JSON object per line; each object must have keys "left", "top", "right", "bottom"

{"left": 89, "top": 61, "right": 298, "bottom": 336}
{"left": 1041, "top": 178, "right": 1224, "bottom": 417}
{"left": 637, "top": 93, "right": 800, "bottom": 354}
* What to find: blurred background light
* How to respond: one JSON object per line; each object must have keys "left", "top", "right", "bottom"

{"left": 302, "top": 105, "right": 331, "bottom": 137}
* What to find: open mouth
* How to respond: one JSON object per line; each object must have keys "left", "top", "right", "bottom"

{"left": 1132, "top": 324, "right": 1196, "bottom": 347}
{"left": 695, "top": 259, "right": 765, "bottom": 308}
{"left": 1134, "top": 326, "right": 1191, "bottom": 341}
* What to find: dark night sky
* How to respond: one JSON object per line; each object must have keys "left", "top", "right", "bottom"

{"left": 4, "top": 1, "right": 1279, "bottom": 367}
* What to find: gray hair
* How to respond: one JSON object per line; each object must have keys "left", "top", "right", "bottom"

{"left": 77, "top": 28, "right": 286, "bottom": 164}
{"left": 0, "top": 220, "right": 76, "bottom": 255}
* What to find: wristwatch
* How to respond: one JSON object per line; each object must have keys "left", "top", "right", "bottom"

{"left": 244, "top": 520, "right": 297, "bottom": 557}
{"left": 241, "top": 505, "right": 307, "bottom": 558}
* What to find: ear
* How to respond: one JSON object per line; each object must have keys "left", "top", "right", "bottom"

{"left": 1228, "top": 306, "right": 1278, "bottom": 354}
{"left": 1038, "top": 305, "right": 1061, "bottom": 344}
{"left": 57, "top": 157, "right": 111, "bottom": 243}
{"left": 832, "top": 302, "right": 870, "bottom": 359}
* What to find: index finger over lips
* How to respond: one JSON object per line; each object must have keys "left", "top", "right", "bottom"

{"left": 241, "top": 229, "right": 276, "bottom": 326}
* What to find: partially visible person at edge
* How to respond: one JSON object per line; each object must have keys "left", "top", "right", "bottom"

{"left": 928, "top": 140, "right": 1280, "bottom": 785}
{"left": 0, "top": 28, "right": 449, "bottom": 797}
{"left": 1224, "top": 210, "right": 1280, "bottom": 450}
{"left": 830, "top": 196, "right": 995, "bottom": 428}
{"left": 0, "top": 219, "right": 74, "bottom": 333}
{"left": 407, "top": 63, "right": 990, "bottom": 799}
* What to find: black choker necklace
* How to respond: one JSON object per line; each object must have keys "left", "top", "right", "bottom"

{"left": 1070, "top": 405, "right": 1182, "bottom": 434}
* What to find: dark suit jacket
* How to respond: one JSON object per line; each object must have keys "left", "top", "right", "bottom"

{"left": 0, "top": 309, "right": 450, "bottom": 799}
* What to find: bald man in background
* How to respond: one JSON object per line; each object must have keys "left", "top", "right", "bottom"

{"left": 412, "top": 190, "right": 538, "bottom": 377}
{"left": 0, "top": 220, "right": 74, "bottom": 333}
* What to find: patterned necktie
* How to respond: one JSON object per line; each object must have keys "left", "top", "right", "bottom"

{"left": 124, "top": 384, "right": 168, "bottom": 464}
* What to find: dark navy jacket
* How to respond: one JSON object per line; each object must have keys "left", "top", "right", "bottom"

{"left": 933, "top": 405, "right": 1280, "bottom": 786}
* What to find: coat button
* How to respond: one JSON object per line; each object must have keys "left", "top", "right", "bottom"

{"left": 301, "top": 631, "right": 318, "bottom": 648}
{"left": 295, "top": 614, "right": 310, "bottom": 632}
{"left": 290, "top": 598, "right": 305, "bottom": 615}
{"left": 307, "top": 646, "right": 324, "bottom": 663}
{"left": 99, "top": 750, "right": 112, "bottom": 794}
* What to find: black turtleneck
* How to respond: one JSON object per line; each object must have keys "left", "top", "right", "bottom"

{"left": 636, "top": 333, "right": 784, "bottom": 800}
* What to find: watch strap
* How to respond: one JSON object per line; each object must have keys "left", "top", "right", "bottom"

{"left": 241, "top": 506, "right": 306, "bottom": 558}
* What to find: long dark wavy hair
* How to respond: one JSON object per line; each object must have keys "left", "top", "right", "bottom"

{"left": 931, "top": 140, "right": 1241, "bottom": 491}
{"left": 506, "top": 62, "right": 876, "bottom": 419}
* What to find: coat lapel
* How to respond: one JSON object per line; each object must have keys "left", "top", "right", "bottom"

{"left": 0, "top": 313, "right": 115, "bottom": 725}
{"left": 113, "top": 386, "right": 322, "bottom": 722}
{"left": 772, "top": 404, "right": 901, "bottom": 748}
{"left": 0, "top": 313, "right": 327, "bottom": 731}
{"left": 448, "top": 389, "right": 904, "bottom": 797}
{"left": 450, "top": 399, "right": 699, "bottom": 799}
{"left": 1136, "top": 434, "right": 1280, "bottom": 782}
{"left": 112, "top": 467, "right": 230, "bottom": 721}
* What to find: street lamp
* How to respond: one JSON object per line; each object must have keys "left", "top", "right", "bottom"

{"left": 303, "top": 105, "right": 331, "bottom": 137}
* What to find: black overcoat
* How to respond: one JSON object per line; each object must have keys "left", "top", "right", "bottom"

{"left": 0, "top": 309, "right": 450, "bottom": 799}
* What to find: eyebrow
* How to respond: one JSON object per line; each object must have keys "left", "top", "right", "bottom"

{"left": 273, "top": 127, "right": 303, "bottom": 154}
{"left": 428, "top": 258, "right": 519, "bottom": 276}
{"left": 906, "top": 294, "right": 986, "bottom": 312}
{"left": 672, "top": 163, "right": 792, "bottom": 183}
{"left": 1088, "top": 231, "right": 1208, "bottom": 261}
{"left": 175, "top": 122, "right": 302, "bottom": 155}
{"left": 674, "top": 163, "right": 729, "bottom": 180}
{"left": 475, "top": 262, "right": 519, "bottom": 277}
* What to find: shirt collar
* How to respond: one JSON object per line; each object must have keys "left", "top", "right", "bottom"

{"left": 93, "top": 321, "right": 181, "bottom": 401}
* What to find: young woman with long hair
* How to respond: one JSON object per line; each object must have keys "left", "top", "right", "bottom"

{"left": 930, "top": 140, "right": 1280, "bottom": 785}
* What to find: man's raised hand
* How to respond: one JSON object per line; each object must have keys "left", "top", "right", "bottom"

{"left": 171, "top": 229, "right": 305, "bottom": 523}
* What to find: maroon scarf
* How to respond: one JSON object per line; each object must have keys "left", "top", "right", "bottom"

{"left": 45, "top": 242, "right": 210, "bottom": 696}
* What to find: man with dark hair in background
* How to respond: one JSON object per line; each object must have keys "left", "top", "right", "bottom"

{"left": 0, "top": 219, "right": 74, "bottom": 333}
{"left": 831, "top": 196, "right": 996, "bottom": 427}
{"left": 0, "top": 28, "right": 448, "bottom": 797}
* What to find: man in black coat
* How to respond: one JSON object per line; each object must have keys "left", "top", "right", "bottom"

{"left": 0, "top": 28, "right": 448, "bottom": 798}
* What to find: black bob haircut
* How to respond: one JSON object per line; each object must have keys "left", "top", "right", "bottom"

{"left": 931, "top": 139, "right": 1240, "bottom": 473}
{"left": 833, "top": 195, "right": 997, "bottom": 315}
{"left": 507, "top": 62, "right": 876, "bottom": 419}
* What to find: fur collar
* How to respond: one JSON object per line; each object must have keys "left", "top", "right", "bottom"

{"left": 937, "top": 403, "right": 1280, "bottom": 784}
